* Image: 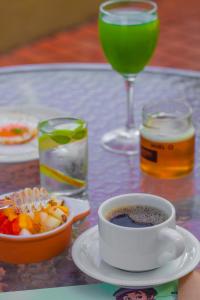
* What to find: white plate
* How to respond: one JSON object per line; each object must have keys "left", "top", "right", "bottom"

{"left": 0, "top": 106, "right": 65, "bottom": 163}
{"left": 72, "top": 225, "right": 200, "bottom": 287}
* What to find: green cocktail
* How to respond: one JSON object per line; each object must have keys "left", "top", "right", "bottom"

{"left": 98, "top": 1, "right": 159, "bottom": 155}
{"left": 99, "top": 10, "right": 159, "bottom": 75}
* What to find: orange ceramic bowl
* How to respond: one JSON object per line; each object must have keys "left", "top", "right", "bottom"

{"left": 0, "top": 197, "right": 90, "bottom": 264}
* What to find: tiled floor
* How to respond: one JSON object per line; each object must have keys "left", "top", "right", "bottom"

{"left": 0, "top": 0, "right": 200, "bottom": 71}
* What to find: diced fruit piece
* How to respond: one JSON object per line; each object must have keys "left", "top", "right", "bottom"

{"left": 11, "top": 218, "right": 20, "bottom": 235}
{"left": 47, "top": 207, "right": 67, "bottom": 221}
{"left": 58, "top": 205, "right": 69, "bottom": 215}
{"left": 0, "top": 218, "right": 12, "bottom": 234}
{"left": 19, "top": 214, "right": 34, "bottom": 232}
{"left": 33, "top": 222, "right": 41, "bottom": 233}
{"left": 48, "top": 199, "right": 59, "bottom": 206}
{"left": 41, "top": 215, "right": 61, "bottom": 232}
{"left": 39, "top": 212, "right": 48, "bottom": 224}
{"left": 27, "top": 211, "right": 34, "bottom": 219}
{"left": 33, "top": 211, "right": 41, "bottom": 224}
{"left": 3, "top": 208, "right": 18, "bottom": 221}
{"left": 0, "top": 212, "right": 7, "bottom": 224}
{"left": 20, "top": 228, "right": 32, "bottom": 235}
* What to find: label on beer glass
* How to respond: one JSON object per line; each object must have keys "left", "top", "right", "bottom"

{"left": 141, "top": 146, "right": 158, "bottom": 162}
{"left": 140, "top": 126, "right": 195, "bottom": 178}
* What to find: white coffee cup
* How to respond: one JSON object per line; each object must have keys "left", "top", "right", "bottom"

{"left": 98, "top": 193, "right": 185, "bottom": 271}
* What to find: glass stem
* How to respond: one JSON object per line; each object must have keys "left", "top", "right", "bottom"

{"left": 125, "top": 77, "right": 136, "bottom": 130}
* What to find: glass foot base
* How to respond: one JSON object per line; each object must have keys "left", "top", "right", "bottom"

{"left": 101, "top": 128, "right": 139, "bottom": 155}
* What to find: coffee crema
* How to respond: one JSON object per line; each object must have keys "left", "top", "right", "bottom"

{"left": 106, "top": 205, "right": 168, "bottom": 228}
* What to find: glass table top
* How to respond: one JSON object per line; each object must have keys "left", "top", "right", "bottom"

{"left": 0, "top": 64, "right": 199, "bottom": 291}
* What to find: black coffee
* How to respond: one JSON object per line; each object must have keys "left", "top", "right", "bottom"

{"left": 107, "top": 205, "right": 167, "bottom": 228}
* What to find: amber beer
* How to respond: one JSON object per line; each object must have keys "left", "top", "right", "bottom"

{"left": 140, "top": 100, "right": 195, "bottom": 178}
{"left": 140, "top": 132, "right": 195, "bottom": 178}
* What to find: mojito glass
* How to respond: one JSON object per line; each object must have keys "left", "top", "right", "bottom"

{"left": 38, "top": 117, "right": 87, "bottom": 196}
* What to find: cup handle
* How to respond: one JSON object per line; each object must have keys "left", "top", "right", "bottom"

{"left": 157, "top": 227, "right": 185, "bottom": 266}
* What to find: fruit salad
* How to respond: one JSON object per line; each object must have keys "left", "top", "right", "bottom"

{"left": 0, "top": 198, "right": 69, "bottom": 235}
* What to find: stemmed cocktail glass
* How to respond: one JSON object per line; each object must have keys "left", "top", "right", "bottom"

{"left": 99, "top": 0, "right": 159, "bottom": 154}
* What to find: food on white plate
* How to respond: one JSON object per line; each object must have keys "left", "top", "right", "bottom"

{"left": 0, "top": 123, "right": 37, "bottom": 145}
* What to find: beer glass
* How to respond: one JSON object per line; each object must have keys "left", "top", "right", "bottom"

{"left": 140, "top": 100, "right": 195, "bottom": 178}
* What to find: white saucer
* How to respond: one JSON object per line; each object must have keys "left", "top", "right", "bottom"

{"left": 72, "top": 225, "right": 200, "bottom": 287}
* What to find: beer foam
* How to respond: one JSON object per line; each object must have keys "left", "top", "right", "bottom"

{"left": 140, "top": 126, "right": 194, "bottom": 143}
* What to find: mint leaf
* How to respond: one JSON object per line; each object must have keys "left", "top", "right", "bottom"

{"left": 50, "top": 134, "right": 71, "bottom": 144}
{"left": 73, "top": 128, "right": 87, "bottom": 140}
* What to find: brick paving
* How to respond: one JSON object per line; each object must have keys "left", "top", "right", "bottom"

{"left": 0, "top": 0, "right": 200, "bottom": 70}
